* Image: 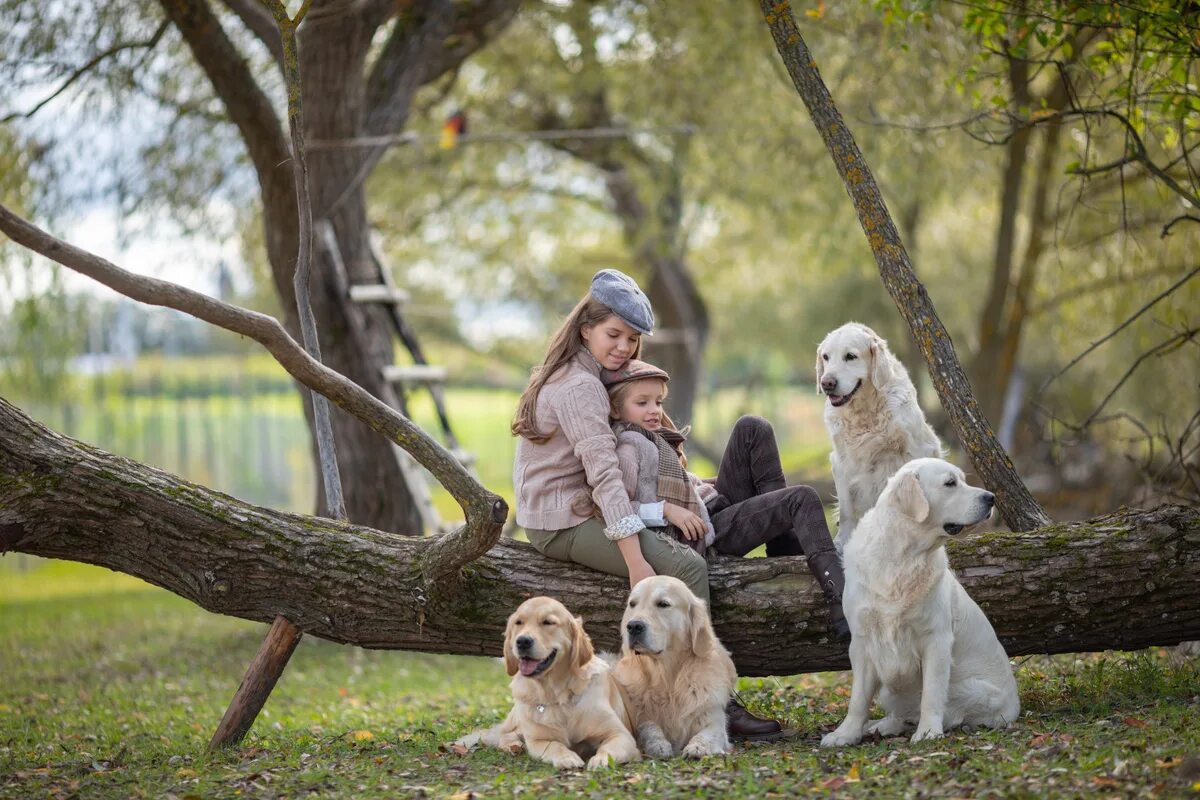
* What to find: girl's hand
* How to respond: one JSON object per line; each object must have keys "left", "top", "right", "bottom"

{"left": 664, "top": 503, "right": 706, "bottom": 541}
{"left": 627, "top": 559, "right": 656, "bottom": 588}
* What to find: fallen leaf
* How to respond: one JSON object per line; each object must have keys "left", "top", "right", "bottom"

{"left": 443, "top": 743, "right": 469, "bottom": 756}
{"left": 1123, "top": 717, "right": 1148, "bottom": 728}
{"left": 846, "top": 764, "right": 861, "bottom": 782}
{"left": 822, "top": 777, "right": 845, "bottom": 790}
{"left": 351, "top": 730, "right": 374, "bottom": 742}
{"left": 176, "top": 768, "right": 197, "bottom": 779}
{"left": 1093, "top": 777, "right": 1119, "bottom": 787}
{"left": 1156, "top": 757, "right": 1182, "bottom": 769}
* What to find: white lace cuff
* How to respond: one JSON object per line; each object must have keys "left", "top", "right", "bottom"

{"left": 604, "top": 514, "right": 645, "bottom": 541}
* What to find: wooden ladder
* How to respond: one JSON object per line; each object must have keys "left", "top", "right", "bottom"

{"left": 316, "top": 221, "right": 475, "bottom": 534}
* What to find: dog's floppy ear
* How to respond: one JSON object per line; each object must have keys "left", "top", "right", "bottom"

{"left": 869, "top": 335, "right": 895, "bottom": 388}
{"left": 814, "top": 346, "right": 826, "bottom": 394}
{"left": 894, "top": 470, "right": 930, "bottom": 522}
{"left": 689, "top": 596, "right": 716, "bottom": 658}
{"left": 571, "top": 615, "right": 595, "bottom": 673}
{"left": 503, "top": 616, "right": 519, "bottom": 677}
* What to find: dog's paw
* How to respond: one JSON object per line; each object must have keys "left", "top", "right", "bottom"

{"left": 641, "top": 737, "right": 674, "bottom": 759}
{"left": 637, "top": 724, "right": 674, "bottom": 759}
{"left": 910, "top": 725, "right": 944, "bottom": 743}
{"left": 682, "top": 736, "right": 725, "bottom": 759}
{"left": 820, "top": 726, "right": 863, "bottom": 748}
{"left": 587, "top": 753, "right": 617, "bottom": 770}
{"left": 864, "top": 716, "right": 908, "bottom": 738}
{"left": 551, "top": 751, "right": 586, "bottom": 770}
{"left": 443, "top": 733, "right": 479, "bottom": 753}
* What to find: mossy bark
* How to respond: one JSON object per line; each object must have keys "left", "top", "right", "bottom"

{"left": 4, "top": 399, "right": 1197, "bottom": 676}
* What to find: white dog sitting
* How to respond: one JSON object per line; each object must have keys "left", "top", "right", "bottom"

{"left": 816, "top": 322, "right": 943, "bottom": 553}
{"left": 821, "top": 458, "right": 1020, "bottom": 746}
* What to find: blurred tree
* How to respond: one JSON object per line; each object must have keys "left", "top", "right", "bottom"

{"left": 0, "top": 0, "right": 521, "bottom": 534}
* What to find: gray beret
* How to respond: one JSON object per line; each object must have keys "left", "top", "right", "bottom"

{"left": 590, "top": 268, "right": 655, "bottom": 335}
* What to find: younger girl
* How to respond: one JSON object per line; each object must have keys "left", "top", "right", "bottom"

{"left": 602, "top": 360, "right": 849, "bottom": 641}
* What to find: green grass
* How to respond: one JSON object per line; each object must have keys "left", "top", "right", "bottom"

{"left": 2, "top": 560, "right": 1198, "bottom": 799}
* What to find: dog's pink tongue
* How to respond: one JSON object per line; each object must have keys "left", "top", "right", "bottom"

{"left": 518, "top": 658, "right": 540, "bottom": 677}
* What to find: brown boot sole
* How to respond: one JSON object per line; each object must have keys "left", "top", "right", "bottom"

{"left": 730, "top": 726, "right": 801, "bottom": 743}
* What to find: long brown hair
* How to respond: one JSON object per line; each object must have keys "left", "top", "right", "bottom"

{"left": 512, "top": 296, "right": 643, "bottom": 443}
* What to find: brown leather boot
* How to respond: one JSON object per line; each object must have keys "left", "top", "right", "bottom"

{"left": 726, "top": 697, "right": 784, "bottom": 741}
{"left": 807, "top": 550, "right": 851, "bottom": 642}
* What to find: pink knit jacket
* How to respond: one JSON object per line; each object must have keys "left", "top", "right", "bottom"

{"left": 513, "top": 350, "right": 643, "bottom": 537}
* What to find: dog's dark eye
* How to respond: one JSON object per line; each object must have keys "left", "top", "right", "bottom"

{"left": 845, "top": 353, "right": 858, "bottom": 361}
{"left": 513, "top": 619, "right": 523, "bottom": 626}
{"left": 655, "top": 600, "right": 670, "bottom": 608}
{"left": 542, "top": 619, "right": 555, "bottom": 626}
{"left": 822, "top": 353, "right": 829, "bottom": 361}
{"left": 944, "top": 478, "right": 957, "bottom": 487}
{"left": 628, "top": 600, "right": 637, "bottom": 608}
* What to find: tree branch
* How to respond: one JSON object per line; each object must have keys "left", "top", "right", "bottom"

{"left": 157, "top": 0, "right": 290, "bottom": 195}
{"left": 4, "top": 398, "right": 1198, "bottom": 673}
{"left": 758, "top": 1, "right": 1051, "bottom": 531}
{"left": 1077, "top": 327, "right": 1199, "bottom": 431}
{"left": 219, "top": 0, "right": 284, "bottom": 70}
{"left": 1162, "top": 214, "right": 1200, "bottom": 238}
{"left": 360, "top": 0, "right": 520, "bottom": 165}
{"left": 1039, "top": 264, "right": 1200, "bottom": 394}
{"left": 1, "top": 20, "right": 171, "bottom": 123}
{"left": 0, "top": 204, "right": 506, "bottom": 589}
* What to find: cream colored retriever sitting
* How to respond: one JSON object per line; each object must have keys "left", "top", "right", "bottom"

{"left": 614, "top": 576, "right": 737, "bottom": 758}
{"left": 821, "top": 459, "right": 1020, "bottom": 747}
{"left": 816, "top": 322, "right": 943, "bottom": 553}
{"left": 452, "top": 597, "right": 640, "bottom": 770}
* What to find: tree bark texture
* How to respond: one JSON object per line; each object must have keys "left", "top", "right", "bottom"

{"left": 758, "top": 3, "right": 1051, "bottom": 532}
{"left": 3, "top": 399, "right": 1196, "bottom": 677}
{"left": 160, "top": 0, "right": 520, "bottom": 535}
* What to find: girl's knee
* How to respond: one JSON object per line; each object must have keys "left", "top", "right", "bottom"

{"left": 785, "top": 484, "right": 821, "bottom": 508}
{"left": 734, "top": 415, "right": 773, "bottom": 437}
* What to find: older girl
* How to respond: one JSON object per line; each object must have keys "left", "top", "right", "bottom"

{"left": 511, "top": 269, "right": 781, "bottom": 740}
{"left": 511, "top": 269, "right": 708, "bottom": 602}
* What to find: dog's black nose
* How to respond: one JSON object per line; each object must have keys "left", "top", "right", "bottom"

{"left": 982, "top": 492, "right": 995, "bottom": 508}
{"left": 626, "top": 620, "right": 646, "bottom": 637}
{"left": 821, "top": 377, "right": 838, "bottom": 392}
{"left": 515, "top": 635, "right": 534, "bottom": 652}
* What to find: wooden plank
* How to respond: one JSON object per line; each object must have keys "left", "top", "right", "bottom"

{"left": 382, "top": 364, "right": 448, "bottom": 384}
{"left": 349, "top": 284, "right": 409, "bottom": 305}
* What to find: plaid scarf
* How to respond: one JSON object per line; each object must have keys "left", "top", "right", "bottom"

{"left": 611, "top": 422, "right": 703, "bottom": 520}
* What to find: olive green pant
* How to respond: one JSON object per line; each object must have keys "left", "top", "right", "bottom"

{"left": 525, "top": 518, "right": 710, "bottom": 605}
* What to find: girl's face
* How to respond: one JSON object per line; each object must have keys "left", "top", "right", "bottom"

{"left": 581, "top": 315, "right": 640, "bottom": 371}
{"left": 616, "top": 379, "right": 666, "bottom": 430}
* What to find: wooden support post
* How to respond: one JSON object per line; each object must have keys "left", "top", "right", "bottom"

{"left": 208, "top": 614, "right": 303, "bottom": 750}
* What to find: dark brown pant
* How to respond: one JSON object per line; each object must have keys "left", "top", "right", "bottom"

{"left": 708, "top": 416, "right": 837, "bottom": 559}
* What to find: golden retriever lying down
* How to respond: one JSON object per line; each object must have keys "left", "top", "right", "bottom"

{"left": 451, "top": 596, "right": 640, "bottom": 770}
{"left": 614, "top": 576, "right": 737, "bottom": 758}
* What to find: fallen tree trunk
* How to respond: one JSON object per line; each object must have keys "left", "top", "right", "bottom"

{"left": 2, "top": 398, "right": 1197, "bottom": 676}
